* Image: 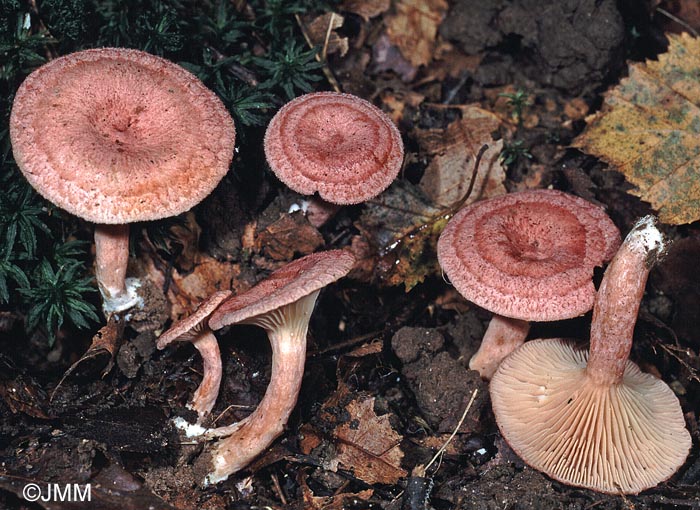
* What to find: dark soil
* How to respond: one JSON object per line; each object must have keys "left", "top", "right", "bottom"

{"left": 1, "top": 1, "right": 700, "bottom": 509}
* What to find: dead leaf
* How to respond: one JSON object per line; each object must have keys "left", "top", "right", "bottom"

{"left": 0, "top": 355, "right": 50, "bottom": 419}
{"left": 300, "top": 474, "right": 374, "bottom": 510}
{"left": 301, "top": 386, "right": 407, "bottom": 485}
{"left": 385, "top": 0, "right": 448, "bottom": 68}
{"left": 416, "top": 105, "right": 506, "bottom": 207}
{"left": 342, "top": 0, "right": 390, "bottom": 20}
{"left": 51, "top": 317, "right": 125, "bottom": 400}
{"left": 254, "top": 212, "right": 325, "bottom": 261}
{"left": 574, "top": 33, "right": 700, "bottom": 224}
{"left": 304, "top": 12, "right": 348, "bottom": 57}
{"left": 358, "top": 180, "right": 443, "bottom": 290}
{"left": 153, "top": 254, "right": 242, "bottom": 321}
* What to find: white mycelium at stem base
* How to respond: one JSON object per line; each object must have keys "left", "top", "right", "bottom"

{"left": 490, "top": 216, "right": 691, "bottom": 494}
{"left": 94, "top": 224, "right": 143, "bottom": 314}
{"left": 201, "top": 291, "right": 319, "bottom": 485}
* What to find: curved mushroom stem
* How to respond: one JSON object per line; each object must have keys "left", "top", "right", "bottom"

{"left": 189, "top": 330, "right": 223, "bottom": 419}
{"left": 94, "top": 223, "right": 142, "bottom": 315}
{"left": 199, "top": 290, "right": 320, "bottom": 485}
{"left": 469, "top": 315, "right": 530, "bottom": 380}
{"left": 587, "top": 216, "right": 666, "bottom": 387}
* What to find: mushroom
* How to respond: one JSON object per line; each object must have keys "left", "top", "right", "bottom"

{"left": 490, "top": 216, "right": 691, "bottom": 494}
{"left": 196, "top": 249, "right": 355, "bottom": 484}
{"left": 10, "top": 48, "right": 236, "bottom": 314}
{"left": 264, "top": 91, "right": 404, "bottom": 206}
{"left": 157, "top": 290, "right": 231, "bottom": 421}
{"left": 437, "top": 189, "right": 620, "bottom": 379}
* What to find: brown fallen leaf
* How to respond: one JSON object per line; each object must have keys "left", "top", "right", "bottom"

{"left": 300, "top": 474, "right": 374, "bottom": 510}
{"left": 303, "top": 12, "right": 348, "bottom": 57}
{"left": 254, "top": 212, "right": 325, "bottom": 261}
{"left": 302, "top": 386, "right": 407, "bottom": 485}
{"left": 0, "top": 355, "right": 50, "bottom": 419}
{"left": 358, "top": 180, "right": 443, "bottom": 290}
{"left": 417, "top": 105, "right": 506, "bottom": 207}
{"left": 50, "top": 317, "right": 125, "bottom": 400}
{"left": 574, "top": 33, "right": 700, "bottom": 224}
{"left": 385, "top": 0, "right": 448, "bottom": 68}
{"left": 342, "top": 0, "right": 390, "bottom": 20}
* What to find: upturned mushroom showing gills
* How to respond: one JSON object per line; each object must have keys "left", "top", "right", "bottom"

{"left": 264, "top": 91, "right": 404, "bottom": 205}
{"left": 490, "top": 216, "right": 691, "bottom": 494}
{"left": 437, "top": 189, "right": 620, "bottom": 379}
{"left": 157, "top": 290, "right": 231, "bottom": 422}
{"left": 9, "top": 48, "right": 236, "bottom": 315}
{"left": 196, "top": 249, "right": 355, "bottom": 485}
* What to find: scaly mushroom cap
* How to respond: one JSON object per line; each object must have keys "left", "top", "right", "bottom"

{"left": 157, "top": 290, "right": 232, "bottom": 348}
{"left": 10, "top": 48, "right": 236, "bottom": 224}
{"left": 209, "top": 250, "right": 355, "bottom": 330}
{"left": 264, "top": 92, "right": 404, "bottom": 205}
{"left": 437, "top": 189, "right": 620, "bottom": 321}
{"left": 490, "top": 338, "right": 691, "bottom": 494}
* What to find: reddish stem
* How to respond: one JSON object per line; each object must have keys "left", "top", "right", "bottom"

{"left": 587, "top": 216, "right": 665, "bottom": 386}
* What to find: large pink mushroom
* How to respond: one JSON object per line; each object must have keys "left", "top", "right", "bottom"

{"left": 490, "top": 216, "right": 691, "bottom": 494}
{"left": 264, "top": 91, "right": 404, "bottom": 205}
{"left": 10, "top": 48, "right": 236, "bottom": 314}
{"left": 196, "top": 249, "right": 355, "bottom": 484}
{"left": 437, "top": 189, "right": 620, "bottom": 378}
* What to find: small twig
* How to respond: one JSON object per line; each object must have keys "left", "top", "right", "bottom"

{"left": 424, "top": 388, "right": 478, "bottom": 473}
{"left": 270, "top": 472, "right": 288, "bottom": 505}
{"left": 295, "top": 13, "right": 341, "bottom": 92}
{"left": 656, "top": 7, "right": 700, "bottom": 37}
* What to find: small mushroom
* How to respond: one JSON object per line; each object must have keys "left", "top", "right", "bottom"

{"left": 10, "top": 48, "right": 236, "bottom": 314}
{"left": 197, "top": 249, "right": 355, "bottom": 484}
{"left": 490, "top": 216, "right": 691, "bottom": 494}
{"left": 437, "top": 189, "right": 620, "bottom": 379}
{"left": 264, "top": 91, "right": 404, "bottom": 205}
{"left": 157, "top": 290, "right": 231, "bottom": 421}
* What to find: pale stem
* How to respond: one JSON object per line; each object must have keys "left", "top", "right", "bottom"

{"left": 190, "top": 329, "right": 223, "bottom": 420}
{"left": 203, "top": 290, "right": 320, "bottom": 484}
{"left": 94, "top": 223, "right": 143, "bottom": 314}
{"left": 94, "top": 223, "right": 130, "bottom": 301}
{"left": 469, "top": 314, "right": 530, "bottom": 379}
{"left": 587, "top": 216, "right": 665, "bottom": 387}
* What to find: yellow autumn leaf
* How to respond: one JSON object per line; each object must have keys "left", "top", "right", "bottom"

{"left": 574, "top": 33, "right": 700, "bottom": 224}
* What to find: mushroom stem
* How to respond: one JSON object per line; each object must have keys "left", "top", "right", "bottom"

{"left": 201, "top": 290, "right": 319, "bottom": 485}
{"left": 587, "top": 216, "right": 666, "bottom": 387}
{"left": 189, "top": 330, "right": 223, "bottom": 419}
{"left": 94, "top": 224, "right": 129, "bottom": 299}
{"left": 94, "top": 224, "right": 142, "bottom": 315}
{"left": 469, "top": 315, "right": 530, "bottom": 379}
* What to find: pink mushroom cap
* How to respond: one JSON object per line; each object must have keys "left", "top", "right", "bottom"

{"left": 157, "top": 290, "right": 232, "bottom": 348}
{"left": 264, "top": 92, "right": 404, "bottom": 205}
{"left": 209, "top": 250, "right": 356, "bottom": 330}
{"left": 10, "top": 48, "right": 236, "bottom": 224}
{"left": 437, "top": 189, "right": 620, "bottom": 321}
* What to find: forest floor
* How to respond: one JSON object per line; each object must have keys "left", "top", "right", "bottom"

{"left": 1, "top": 0, "right": 699, "bottom": 509}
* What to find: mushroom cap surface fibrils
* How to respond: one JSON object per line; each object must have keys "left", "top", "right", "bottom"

{"left": 209, "top": 250, "right": 355, "bottom": 330}
{"left": 490, "top": 338, "right": 691, "bottom": 494}
{"left": 437, "top": 189, "right": 621, "bottom": 322}
{"left": 10, "top": 48, "right": 236, "bottom": 224}
{"left": 264, "top": 92, "right": 404, "bottom": 205}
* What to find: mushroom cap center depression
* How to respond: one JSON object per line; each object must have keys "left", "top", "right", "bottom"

{"left": 474, "top": 202, "right": 585, "bottom": 276}
{"left": 41, "top": 63, "right": 187, "bottom": 182}
{"left": 278, "top": 102, "right": 390, "bottom": 184}
{"left": 11, "top": 48, "right": 235, "bottom": 224}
